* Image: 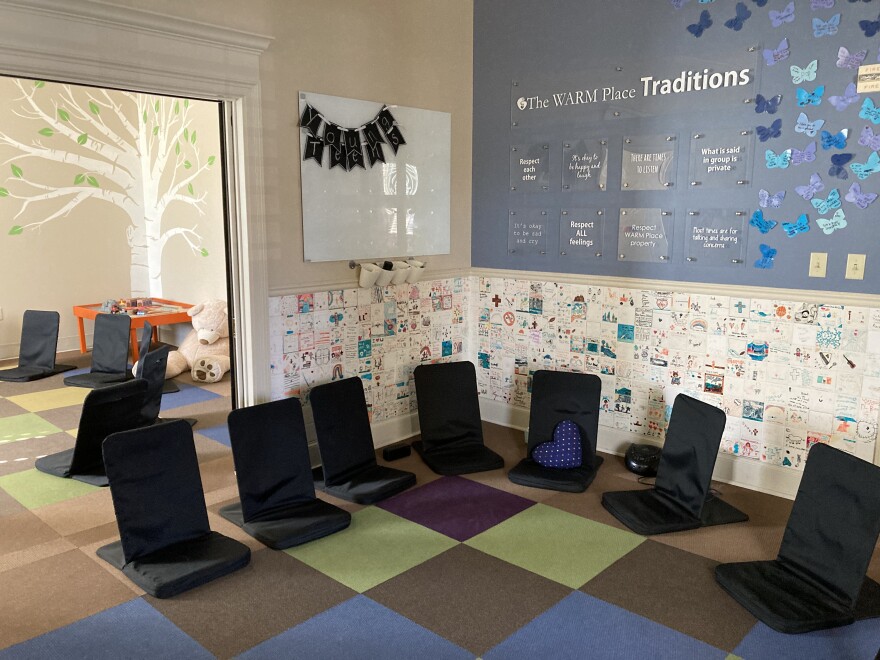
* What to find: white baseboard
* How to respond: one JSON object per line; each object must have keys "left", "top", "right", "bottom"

{"left": 479, "top": 397, "right": 800, "bottom": 500}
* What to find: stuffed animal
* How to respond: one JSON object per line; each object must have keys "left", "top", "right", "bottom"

{"left": 165, "top": 299, "right": 231, "bottom": 383}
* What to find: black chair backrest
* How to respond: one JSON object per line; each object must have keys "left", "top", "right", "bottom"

{"left": 134, "top": 322, "right": 168, "bottom": 424}
{"left": 91, "top": 313, "right": 131, "bottom": 375}
{"left": 69, "top": 379, "right": 148, "bottom": 477}
{"left": 527, "top": 370, "right": 601, "bottom": 461}
{"left": 310, "top": 377, "right": 377, "bottom": 487}
{"left": 414, "top": 361, "right": 484, "bottom": 451}
{"left": 19, "top": 309, "right": 61, "bottom": 371}
{"left": 778, "top": 443, "right": 880, "bottom": 605}
{"left": 227, "top": 397, "right": 316, "bottom": 523}
{"left": 103, "top": 419, "right": 211, "bottom": 563}
{"left": 653, "top": 393, "right": 727, "bottom": 517}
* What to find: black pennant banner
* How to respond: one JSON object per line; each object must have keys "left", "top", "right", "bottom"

{"left": 300, "top": 102, "right": 405, "bottom": 170}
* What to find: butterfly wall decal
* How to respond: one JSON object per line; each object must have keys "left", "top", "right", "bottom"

{"left": 791, "top": 141, "right": 817, "bottom": 165}
{"left": 860, "top": 125, "right": 880, "bottom": 150}
{"left": 753, "top": 0, "right": 768, "bottom": 6}
{"left": 766, "top": 148, "right": 792, "bottom": 169}
{"left": 797, "top": 86, "right": 824, "bottom": 106}
{"left": 813, "top": 14, "right": 841, "bottom": 37}
{"left": 725, "top": 2, "right": 751, "bottom": 29}
{"left": 688, "top": 10, "right": 713, "bottom": 36}
{"left": 758, "top": 189, "right": 785, "bottom": 208}
{"left": 770, "top": 1, "right": 795, "bottom": 27}
{"left": 754, "top": 243, "right": 777, "bottom": 269}
{"left": 850, "top": 151, "right": 880, "bottom": 179}
{"left": 755, "top": 94, "right": 782, "bottom": 114}
{"left": 763, "top": 38, "right": 790, "bottom": 66}
{"left": 860, "top": 97, "right": 880, "bottom": 124}
{"left": 670, "top": 0, "right": 691, "bottom": 8}
{"left": 838, "top": 46, "right": 868, "bottom": 69}
{"left": 811, "top": 0, "right": 834, "bottom": 7}
{"left": 795, "top": 112, "right": 825, "bottom": 137}
{"left": 757, "top": 118, "right": 783, "bottom": 142}
{"left": 795, "top": 172, "right": 825, "bottom": 200}
{"left": 811, "top": 188, "right": 841, "bottom": 214}
{"left": 845, "top": 181, "right": 878, "bottom": 208}
{"left": 791, "top": 60, "right": 818, "bottom": 84}
{"left": 828, "top": 83, "right": 860, "bottom": 111}
{"left": 829, "top": 153, "right": 854, "bottom": 179}
{"left": 820, "top": 128, "right": 848, "bottom": 150}
{"left": 816, "top": 209, "right": 847, "bottom": 234}
{"left": 861, "top": 13, "right": 880, "bottom": 37}
{"left": 781, "top": 214, "right": 810, "bottom": 237}
{"left": 750, "top": 209, "right": 778, "bottom": 233}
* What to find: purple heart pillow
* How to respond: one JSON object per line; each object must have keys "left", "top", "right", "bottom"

{"left": 532, "top": 419, "right": 583, "bottom": 469}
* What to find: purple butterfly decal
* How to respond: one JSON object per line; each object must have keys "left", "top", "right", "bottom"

{"left": 757, "top": 118, "right": 783, "bottom": 142}
{"left": 770, "top": 1, "right": 795, "bottom": 27}
{"left": 791, "top": 141, "right": 817, "bottom": 165}
{"left": 859, "top": 125, "right": 880, "bottom": 150}
{"left": 725, "top": 2, "right": 752, "bottom": 29}
{"left": 860, "top": 13, "right": 880, "bottom": 37}
{"left": 828, "top": 83, "right": 860, "bottom": 111}
{"left": 820, "top": 129, "right": 848, "bottom": 150}
{"left": 754, "top": 243, "right": 777, "bottom": 269}
{"left": 845, "top": 182, "right": 879, "bottom": 208}
{"left": 811, "top": 0, "right": 835, "bottom": 8}
{"left": 688, "top": 10, "right": 712, "bottom": 37}
{"left": 763, "top": 38, "right": 790, "bottom": 66}
{"left": 755, "top": 94, "right": 782, "bottom": 114}
{"left": 758, "top": 189, "right": 785, "bottom": 208}
{"left": 838, "top": 46, "right": 868, "bottom": 69}
{"left": 829, "top": 153, "right": 854, "bottom": 179}
{"left": 795, "top": 172, "right": 825, "bottom": 200}
{"left": 670, "top": 0, "right": 691, "bottom": 8}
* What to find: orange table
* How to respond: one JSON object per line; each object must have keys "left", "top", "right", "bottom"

{"left": 73, "top": 299, "right": 193, "bottom": 362}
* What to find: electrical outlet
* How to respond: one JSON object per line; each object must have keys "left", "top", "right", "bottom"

{"left": 809, "top": 252, "right": 827, "bottom": 278}
{"left": 846, "top": 254, "right": 866, "bottom": 280}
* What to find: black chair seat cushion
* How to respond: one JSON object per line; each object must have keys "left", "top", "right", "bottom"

{"left": 219, "top": 499, "right": 351, "bottom": 549}
{"left": 715, "top": 561, "right": 880, "bottom": 634}
{"left": 0, "top": 364, "right": 75, "bottom": 382}
{"left": 34, "top": 448, "right": 108, "bottom": 487}
{"left": 96, "top": 531, "right": 250, "bottom": 599}
{"left": 508, "top": 455, "right": 605, "bottom": 493}
{"left": 412, "top": 439, "right": 503, "bottom": 476}
{"left": 319, "top": 464, "right": 416, "bottom": 504}
{"left": 601, "top": 489, "right": 748, "bottom": 535}
{"left": 63, "top": 371, "right": 132, "bottom": 388}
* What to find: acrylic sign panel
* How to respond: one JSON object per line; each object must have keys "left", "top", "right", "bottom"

{"left": 299, "top": 92, "right": 451, "bottom": 262}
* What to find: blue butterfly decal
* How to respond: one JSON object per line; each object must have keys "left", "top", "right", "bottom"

{"left": 811, "top": 0, "right": 834, "bottom": 7}
{"left": 755, "top": 94, "right": 782, "bottom": 114}
{"left": 669, "top": 0, "right": 691, "bottom": 8}
{"left": 859, "top": 97, "right": 880, "bottom": 124}
{"left": 795, "top": 172, "right": 825, "bottom": 200}
{"left": 758, "top": 189, "right": 785, "bottom": 208}
{"left": 828, "top": 83, "right": 860, "bottom": 111}
{"left": 781, "top": 214, "right": 810, "bottom": 237}
{"left": 838, "top": 46, "right": 868, "bottom": 69}
{"left": 813, "top": 14, "right": 841, "bottom": 37}
{"left": 750, "top": 209, "right": 778, "bottom": 234}
{"left": 811, "top": 188, "right": 841, "bottom": 214}
{"left": 753, "top": 0, "right": 768, "bottom": 6}
{"left": 725, "top": 2, "right": 751, "bottom": 29}
{"left": 796, "top": 86, "right": 824, "bottom": 107}
{"left": 861, "top": 14, "right": 880, "bottom": 37}
{"left": 790, "top": 60, "right": 818, "bottom": 84}
{"left": 845, "top": 182, "right": 879, "bottom": 208}
{"left": 829, "top": 153, "right": 854, "bottom": 179}
{"left": 757, "top": 118, "right": 782, "bottom": 142}
{"left": 770, "top": 1, "right": 795, "bottom": 27}
{"left": 816, "top": 209, "right": 847, "bottom": 235}
{"left": 765, "top": 148, "right": 792, "bottom": 169}
{"left": 763, "top": 38, "right": 790, "bottom": 66}
{"left": 859, "top": 125, "right": 880, "bottom": 150}
{"left": 820, "top": 129, "right": 848, "bottom": 150}
{"left": 850, "top": 151, "right": 880, "bottom": 179}
{"left": 795, "top": 112, "right": 825, "bottom": 137}
{"left": 791, "top": 141, "right": 817, "bottom": 165}
{"left": 688, "top": 10, "right": 712, "bottom": 36}
{"left": 754, "top": 243, "right": 777, "bottom": 269}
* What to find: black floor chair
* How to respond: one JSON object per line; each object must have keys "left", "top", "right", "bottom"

{"left": 412, "top": 361, "right": 503, "bottom": 475}
{"left": 64, "top": 312, "right": 132, "bottom": 388}
{"left": 310, "top": 377, "right": 416, "bottom": 504}
{"left": 34, "top": 379, "right": 148, "bottom": 486}
{"left": 715, "top": 443, "right": 880, "bottom": 634}
{"left": 507, "top": 370, "right": 604, "bottom": 493}
{"left": 0, "top": 310, "right": 74, "bottom": 382}
{"left": 602, "top": 393, "right": 748, "bottom": 535}
{"left": 219, "top": 397, "right": 351, "bottom": 548}
{"left": 97, "top": 420, "right": 251, "bottom": 598}
{"left": 134, "top": 321, "right": 171, "bottom": 425}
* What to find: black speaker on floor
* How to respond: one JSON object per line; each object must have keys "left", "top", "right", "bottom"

{"left": 624, "top": 443, "right": 661, "bottom": 477}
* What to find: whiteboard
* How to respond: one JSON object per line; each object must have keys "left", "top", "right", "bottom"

{"left": 299, "top": 91, "right": 451, "bottom": 262}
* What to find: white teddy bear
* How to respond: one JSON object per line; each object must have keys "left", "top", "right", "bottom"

{"left": 165, "top": 299, "right": 231, "bottom": 383}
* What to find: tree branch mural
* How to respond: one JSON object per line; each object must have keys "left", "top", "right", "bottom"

{"left": 1, "top": 79, "right": 216, "bottom": 297}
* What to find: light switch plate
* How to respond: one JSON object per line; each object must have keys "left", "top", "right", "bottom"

{"left": 846, "top": 254, "right": 866, "bottom": 280}
{"left": 809, "top": 252, "right": 827, "bottom": 278}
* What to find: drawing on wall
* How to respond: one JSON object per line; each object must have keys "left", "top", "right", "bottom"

{"left": 1, "top": 78, "right": 218, "bottom": 297}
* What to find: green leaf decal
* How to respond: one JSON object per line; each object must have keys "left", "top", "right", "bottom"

{"left": 184, "top": 160, "right": 192, "bottom": 169}
{"left": 174, "top": 101, "right": 180, "bottom": 114}
{"left": 187, "top": 183, "right": 195, "bottom": 195}
{"left": 38, "top": 127, "right": 54, "bottom": 137}
{"left": 0, "top": 188, "right": 9, "bottom": 197}
{"left": 33, "top": 81, "right": 45, "bottom": 89}
{"left": 58, "top": 108, "right": 70, "bottom": 122}
{"left": 184, "top": 99, "right": 189, "bottom": 109}
{"left": 191, "top": 131, "right": 197, "bottom": 144}
{"left": 77, "top": 133, "right": 88, "bottom": 145}
{"left": 88, "top": 101, "right": 100, "bottom": 115}
{"left": 143, "top": 110, "right": 148, "bottom": 123}
{"left": 152, "top": 126, "right": 159, "bottom": 136}
{"left": 200, "top": 247, "right": 209, "bottom": 257}
{"left": 11, "top": 164, "right": 22, "bottom": 178}
{"left": 207, "top": 155, "right": 216, "bottom": 166}
{"left": 183, "top": 128, "right": 189, "bottom": 142}
{"left": 154, "top": 100, "right": 160, "bottom": 113}
{"left": 86, "top": 176, "right": 99, "bottom": 188}
{"left": 74, "top": 173, "right": 86, "bottom": 185}
{"left": 175, "top": 142, "right": 180, "bottom": 155}
{"left": 9, "top": 225, "right": 23, "bottom": 235}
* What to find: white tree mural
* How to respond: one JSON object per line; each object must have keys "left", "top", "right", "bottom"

{"left": 1, "top": 79, "right": 216, "bottom": 297}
